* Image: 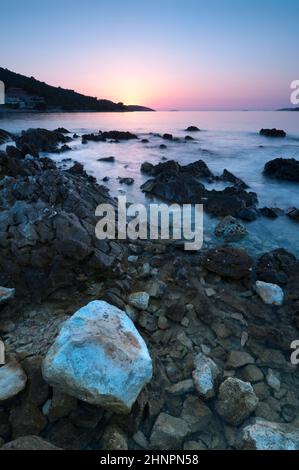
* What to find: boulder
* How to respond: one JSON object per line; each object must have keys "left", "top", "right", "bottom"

{"left": 0, "top": 358, "right": 27, "bottom": 401}
{"left": 226, "top": 351, "right": 255, "bottom": 369}
{"left": 202, "top": 246, "right": 253, "bottom": 280}
{"left": 215, "top": 378, "right": 258, "bottom": 426}
{"left": 264, "top": 158, "right": 299, "bottom": 182}
{"left": 42, "top": 300, "right": 152, "bottom": 413}
{"left": 255, "top": 280, "right": 284, "bottom": 305}
{"left": 15, "top": 128, "right": 72, "bottom": 156}
{"left": 260, "top": 128, "right": 286, "bottom": 138}
{"left": 215, "top": 216, "right": 248, "bottom": 242}
{"left": 192, "top": 353, "right": 221, "bottom": 399}
{"left": 1, "top": 435, "right": 61, "bottom": 450}
{"left": 239, "top": 419, "right": 299, "bottom": 450}
{"left": 150, "top": 413, "right": 189, "bottom": 449}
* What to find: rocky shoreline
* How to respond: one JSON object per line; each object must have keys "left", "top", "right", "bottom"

{"left": 0, "top": 127, "right": 299, "bottom": 450}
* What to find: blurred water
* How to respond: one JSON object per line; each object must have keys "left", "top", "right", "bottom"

{"left": 1, "top": 110, "right": 299, "bottom": 255}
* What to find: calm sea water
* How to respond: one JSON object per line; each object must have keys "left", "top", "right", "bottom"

{"left": 1, "top": 110, "right": 299, "bottom": 256}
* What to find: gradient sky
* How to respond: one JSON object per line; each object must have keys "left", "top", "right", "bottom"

{"left": 1, "top": 0, "right": 298, "bottom": 110}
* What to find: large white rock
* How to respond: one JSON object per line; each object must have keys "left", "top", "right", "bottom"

{"left": 255, "top": 280, "right": 284, "bottom": 305}
{"left": 240, "top": 419, "right": 299, "bottom": 450}
{"left": 0, "top": 358, "right": 27, "bottom": 401}
{"left": 42, "top": 300, "right": 152, "bottom": 413}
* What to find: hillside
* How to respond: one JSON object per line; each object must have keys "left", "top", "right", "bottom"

{"left": 0, "top": 67, "right": 153, "bottom": 112}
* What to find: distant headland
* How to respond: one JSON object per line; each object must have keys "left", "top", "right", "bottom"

{"left": 0, "top": 67, "right": 154, "bottom": 112}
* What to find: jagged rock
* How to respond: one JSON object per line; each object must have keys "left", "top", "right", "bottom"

{"left": 15, "top": 128, "right": 72, "bottom": 156}
{"left": 128, "top": 292, "right": 149, "bottom": 310}
{"left": 1, "top": 435, "right": 61, "bottom": 450}
{"left": 202, "top": 246, "right": 253, "bottom": 280}
{"left": 0, "top": 358, "right": 27, "bottom": 401}
{"left": 215, "top": 216, "right": 247, "bottom": 242}
{"left": 255, "top": 280, "right": 284, "bottom": 305}
{"left": 150, "top": 413, "right": 189, "bottom": 449}
{"left": 101, "top": 424, "right": 128, "bottom": 450}
{"left": 215, "top": 378, "right": 258, "bottom": 426}
{"left": 260, "top": 128, "right": 286, "bottom": 138}
{"left": 220, "top": 169, "right": 249, "bottom": 189}
{"left": 264, "top": 158, "right": 299, "bottom": 182}
{"left": 0, "top": 286, "right": 15, "bottom": 304}
{"left": 239, "top": 419, "right": 299, "bottom": 450}
{"left": 162, "top": 133, "right": 173, "bottom": 140}
{"left": 255, "top": 248, "right": 298, "bottom": 286}
{"left": 226, "top": 351, "right": 255, "bottom": 369}
{"left": 266, "top": 369, "right": 281, "bottom": 392}
{"left": 192, "top": 353, "right": 221, "bottom": 399}
{"left": 42, "top": 300, "right": 152, "bottom": 413}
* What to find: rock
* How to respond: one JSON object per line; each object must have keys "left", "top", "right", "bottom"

{"left": 97, "top": 156, "right": 115, "bottom": 162}
{"left": 165, "top": 303, "right": 185, "bottom": 323}
{"left": 214, "top": 216, "right": 247, "bottom": 242}
{"left": 150, "top": 413, "right": 189, "bottom": 449}
{"left": 204, "top": 186, "right": 258, "bottom": 220}
{"left": 159, "top": 144, "right": 167, "bottom": 149}
{"left": 44, "top": 389, "right": 77, "bottom": 422}
{"left": 141, "top": 139, "right": 149, "bottom": 143}
{"left": 162, "top": 133, "right": 173, "bottom": 140}
{"left": 255, "top": 248, "right": 298, "bottom": 286}
{"left": 255, "top": 280, "right": 284, "bottom": 305}
{"left": 101, "top": 130, "right": 138, "bottom": 140}
{"left": 119, "top": 177, "right": 134, "bottom": 185}
{"left": 260, "top": 128, "right": 286, "bottom": 138}
{"left": 220, "top": 169, "right": 249, "bottom": 189}
{"left": 0, "top": 129, "right": 12, "bottom": 145}
{"left": 260, "top": 207, "right": 281, "bottom": 219}
{"left": 226, "top": 351, "right": 255, "bottom": 369}
{"left": 101, "top": 424, "right": 128, "bottom": 450}
{"left": 266, "top": 369, "right": 281, "bottom": 392}
{"left": 0, "top": 286, "right": 15, "bottom": 304}
{"left": 185, "top": 135, "right": 194, "bottom": 141}
{"left": 141, "top": 161, "right": 155, "bottom": 174}
{"left": 180, "top": 395, "right": 212, "bottom": 433}
{"left": 70, "top": 403, "right": 104, "bottom": 429}
{"left": 128, "top": 292, "right": 150, "bottom": 310}
{"left": 287, "top": 207, "right": 299, "bottom": 222}
{"left": 202, "top": 246, "right": 253, "bottom": 280}
{"left": 147, "top": 280, "right": 167, "bottom": 298}
{"left": 15, "top": 128, "right": 72, "bottom": 156}
{"left": 128, "top": 255, "right": 138, "bottom": 263}
{"left": 240, "top": 365, "right": 264, "bottom": 383}
{"left": 42, "top": 300, "right": 152, "bottom": 413}
{"left": 0, "top": 358, "right": 27, "bottom": 401}
{"left": 239, "top": 419, "right": 299, "bottom": 450}
{"left": 166, "top": 379, "right": 194, "bottom": 396}
{"left": 1, "top": 435, "right": 61, "bottom": 450}
{"left": 264, "top": 158, "right": 299, "bottom": 182}
{"left": 215, "top": 378, "right": 258, "bottom": 426}
{"left": 9, "top": 402, "right": 47, "bottom": 438}
{"left": 192, "top": 353, "right": 221, "bottom": 399}
{"left": 185, "top": 126, "right": 200, "bottom": 132}
{"left": 21, "top": 355, "right": 50, "bottom": 407}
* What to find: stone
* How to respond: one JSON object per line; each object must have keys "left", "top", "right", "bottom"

{"left": 0, "top": 286, "right": 15, "bottom": 304}
{"left": 255, "top": 280, "right": 284, "bottom": 306}
{"left": 101, "top": 424, "right": 128, "bottom": 450}
{"left": 226, "top": 351, "right": 255, "bottom": 369}
{"left": 9, "top": 402, "right": 47, "bottom": 438}
{"left": 0, "top": 358, "right": 27, "bottom": 401}
{"left": 266, "top": 369, "right": 281, "bottom": 392}
{"left": 150, "top": 413, "right": 189, "bottom": 450}
{"left": 260, "top": 129, "right": 286, "bottom": 138}
{"left": 192, "top": 353, "right": 221, "bottom": 399}
{"left": 215, "top": 216, "right": 247, "bottom": 242}
{"left": 21, "top": 355, "right": 50, "bottom": 407}
{"left": 183, "top": 440, "right": 207, "bottom": 450}
{"left": 128, "top": 292, "right": 149, "bottom": 310}
{"left": 42, "top": 301, "right": 152, "bottom": 413}
{"left": 1, "top": 436, "right": 61, "bottom": 450}
{"left": 185, "top": 126, "right": 200, "bottom": 132}
{"left": 45, "top": 389, "right": 77, "bottom": 422}
{"left": 263, "top": 157, "right": 299, "bottom": 183}
{"left": 180, "top": 395, "right": 212, "bottom": 434}
{"left": 239, "top": 419, "right": 299, "bottom": 450}
{"left": 202, "top": 246, "right": 253, "bottom": 280}
{"left": 166, "top": 379, "right": 194, "bottom": 396}
{"left": 215, "top": 378, "right": 259, "bottom": 426}
{"left": 240, "top": 364, "right": 264, "bottom": 383}
{"left": 128, "top": 255, "right": 138, "bottom": 263}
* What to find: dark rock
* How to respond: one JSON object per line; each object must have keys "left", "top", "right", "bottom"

{"left": 202, "top": 246, "right": 253, "bottom": 280}
{"left": 255, "top": 249, "right": 299, "bottom": 286}
{"left": 141, "top": 139, "right": 149, "bottom": 143}
{"left": 54, "top": 128, "right": 70, "bottom": 134}
{"left": 185, "top": 126, "right": 200, "bottom": 132}
{"left": 260, "top": 128, "right": 286, "bottom": 137}
{"left": 118, "top": 177, "right": 134, "bottom": 185}
{"left": 264, "top": 158, "right": 299, "bottom": 182}
{"left": 220, "top": 169, "right": 249, "bottom": 189}
{"left": 260, "top": 207, "right": 281, "bottom": 219}
{"left": 287, "top": 207, "right": 299, "bottom": 222}
{"left": 159, "top": 144, "right": 167, "bottom": 149}
{"left": 9, "top": 402, "right": 47, "bottom": 439}
{"left": 0, "top": 129, "right": 12, "bottom": 145}
{"left": 162, "top": 133, "right": 173, "bottom": 140}
{"left": 185, "top": 135, "right": 194, "bottom": 141}
{"left": 15, "top": 128, "right": 72, "bottom": 156}
{"left": 101, "top": 130, "right": 138, "bottom": 140}
{"left": 205, "top": 187, "right": 258, "bottom": 220}
{"left": 1, "top": 436, "right": 61, "bottom": 450}
{"left": 97, "top": 156, "right": 115, "bottom": 162}
{"left": 165, "top": 303, "right": 185, "bottom": 323}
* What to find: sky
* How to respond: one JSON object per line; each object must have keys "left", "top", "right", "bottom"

{"left": 1, "top": 0, "right": 298, "bottom": 110}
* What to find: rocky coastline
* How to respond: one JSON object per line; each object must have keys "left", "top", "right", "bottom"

{"left": 0, "top": 127, "right": 299, "bottom": 450}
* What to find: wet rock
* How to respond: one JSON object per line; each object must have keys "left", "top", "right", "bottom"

{"left": 192, "top": 353, "right": 221, "bottom": 399}
{"left": 287, "top": 207, "right": 299, "bottom": 222}
{"left": 97, "top": 156, "right": 115, "bottom": 162}
{"left": 141, "top": 138, "right": 149, "bottom": 143}
{"left": 0, "top": 129, "right": 12, "bottom": 145}
{"left": 215, "top": 216, "right": 247, "bottom": 242}
{"left": 101, "top": 424, "right": 128, "bottom": 450}
{"left": 220, "top": 169, "right": 249, "bottom": 189}
{"left": 204, "top": 186, "right": 258, "bottom": 220}
{"left": 1, "top": 436, "right": 61, "bottom": 450}
{"left": 260, "top": 207, "right": 282, "bottom": 219}
{"left": 150, "top": 412, "right": 189, "bottom": 449}
{"left": 202, "top": 246, "right": 253, "bottom": 280}
{"left": 119, "top": 177, "right": 134, "bottom": 185}
{"left": 255, "top": 280, "right": 284, "bottom": 305}
{"left": 239, "top": 419, "right": 299, "bottom": 450}
{"left": 128, "top": 292, "right": 150, "bottom": 310}
{"left": 215, "top": 378, "right": 258, "bottom": 426}
{"left": 0, "top": 358, "right": 27, "bottom": 401}
{"left": 162, "top": 133, "right": 173, "bottom": 140}
{"left": 42, "top": 300, "right": 152, "bottom": 413}
{"left": 185, "top": 135, "right": 194, "bottom": 141}
{"left": 101, "top": 130, "right": 138, "bottom": 140}
{"left": 226, "top": 351, "right": 255, "bottom": 369}
{"left": 159, "top": 144, "right": 167, "bottom": 149}
{"left": 260, "top": 128, "right": 286, "bottom": 138}
{"left": 15, "top": 128, "right": 72, "bottom": 156}
{"left": 185, "top": 126, "right": 200, "bottom": 132}
{"left": 0, "top": 286, "right": 15, "bottom": 304}
{"left": 264, "top": 158, "right": 299, "bottom": 182}
{"left": 255, "top": 248, "right": 298, "bottom": 286}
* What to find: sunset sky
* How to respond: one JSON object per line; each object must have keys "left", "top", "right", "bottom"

{"left": 1, "top": 0, "right": 298, "bottom": 110}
